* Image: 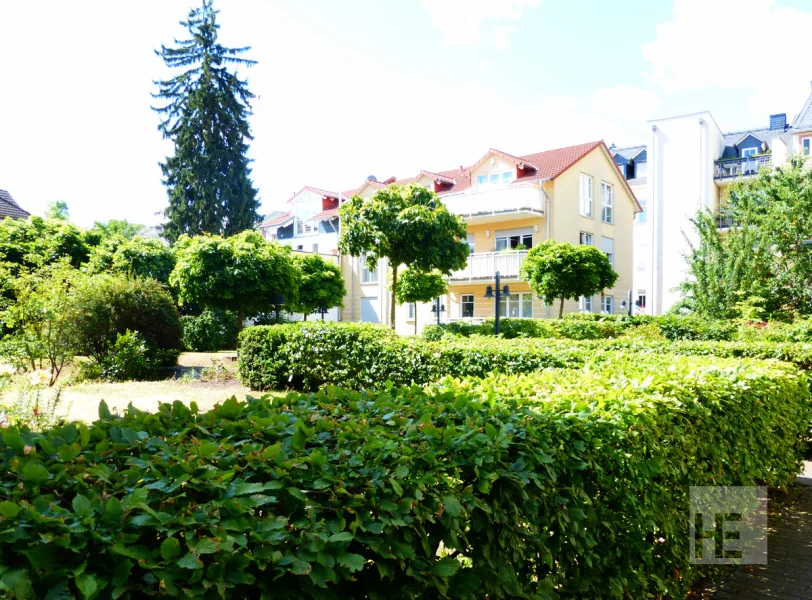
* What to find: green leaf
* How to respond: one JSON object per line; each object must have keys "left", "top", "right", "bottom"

{"left": 197, "top": 441, "right": 218, "bottom": 457}
{"left": 71, "top": 494, "right": 93, "bottom": 517}
{"left": 98, "top": 400, "right": 112, "bottom": 420}
{"left": 195, "top": 538, "right": 219, "bottom": 555}
{"left": 484, "top": 423, "right": 497, "bottom": 438}
{"left": 337, "top": 552, "right": 366, "bottom": 572}
{"left": 103, "top": 498, "right": 124, "bottom": 523}
{"left": 291, "top": 558, "right": 311, "bottom": 575}
{"left": 0, "top": 501, "right": 20, "bottom": 518}
{"left": 442, "top": 496, "right": 462, "bottom": 517}
{"left": 160, "top": 538, "right": 181, "bottom": 561}
{"left": 22, "top": 462, "right": 50, "bottom": 484}
{"left": 432, "top": 557, "right": 461, "bottom": 577}
{"left": 75, "top": 573, "right": 99, "bottom": 599}
{"left": 389, "top": 477, "right": 403, "bottom": 497}
{"left": 177, "top": 552, "right": 203, "bottom": 570}
{"left": 291, "top": 421, "right": 306, "bottom": 452}
{"left": 219, "top": 396, "right": 242, "bottom": 419}
{"left": 327, "top": 532, "right": 353, "bottom": 543}
{"left": 2, "top": 432, "right": 25, "bottom": 452}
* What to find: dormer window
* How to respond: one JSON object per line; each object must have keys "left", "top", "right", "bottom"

{"left": 742, "top": 147, "right": 757, "bottom": 159}
{"left": 476, "top": 171, "right": 513, "bottom": 188}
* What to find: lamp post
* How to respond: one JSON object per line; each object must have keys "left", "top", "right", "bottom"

{"left": 484, "top": 271, "right": 510, "bottom": 335}
{"left": 270, "top": 293, "right": 285, "bottom": 324}
{"left": 312, "top": 302, "right": 329, "bottom": 321}
{"left": 431, "top": 297, "right": 446, "bottom": 325}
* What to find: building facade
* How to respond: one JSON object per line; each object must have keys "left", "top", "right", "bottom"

{"left": 612, "top": 82, "right": 812, "bottom": 315}
{"left": 261, "top": 140, "right": 640, "bottom": 333}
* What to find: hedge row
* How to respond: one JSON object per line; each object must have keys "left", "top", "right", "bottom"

{"left": 1, "top": 355, "right": 808, "bottom": 598}
{"left": 239, "top": 322, "right": 812, "bottom": 391}
{"left": 239, "top": 322, "right": 589, "bottom": 391}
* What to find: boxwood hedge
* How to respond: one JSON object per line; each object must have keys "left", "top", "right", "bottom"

{"left": 1, "top": 355, "right": 808, "bottom": 598}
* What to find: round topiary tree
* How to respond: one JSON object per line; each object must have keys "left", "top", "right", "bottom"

{"left": 287, "top": 253, "right": 345, "bottom": 320}
{"left": 395, "top": 269, "right": 448, "bottom": 335}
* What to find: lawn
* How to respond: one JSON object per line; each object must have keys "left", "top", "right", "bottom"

{"left": 1, "top": 352, "right": 283, "bottom": 425}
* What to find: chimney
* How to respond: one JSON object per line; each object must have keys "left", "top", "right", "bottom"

{"left": 770, "top": 113, "right": 787, "bottom": 131}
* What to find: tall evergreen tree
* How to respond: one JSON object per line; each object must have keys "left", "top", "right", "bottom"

{"left": 153, "top": 0, "right": 261, "bottom": 243}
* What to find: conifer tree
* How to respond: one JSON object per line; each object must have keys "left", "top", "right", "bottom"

{"left": 153, "top": 0, "right": 260, "bottom": 243}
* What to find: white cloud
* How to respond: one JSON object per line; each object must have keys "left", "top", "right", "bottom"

{"left": 421, "top": 0, "right": 540, "bottom": 48}
{"left": 642, "top": 0, "right": 812, "bottom": 117}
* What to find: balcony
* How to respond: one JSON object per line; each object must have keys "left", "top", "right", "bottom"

{"left": 449, "top": 250, "right": 528, "bottom": 282}
{"left": 442, "top": 184, "right": 544, "bottom": 223}
{"left": 717, "top": 211, "right": 735, "bottom": 230}
{"left": 714, "top": 155, "right": 771, "bottom": 180}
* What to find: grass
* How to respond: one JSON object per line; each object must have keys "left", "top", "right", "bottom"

{"left": 1, "top": 352, "right": 286, "bottom": 425}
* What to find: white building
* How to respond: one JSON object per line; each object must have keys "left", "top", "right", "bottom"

{"left": 613, "top": 82, "right": 812, "bottom": 315}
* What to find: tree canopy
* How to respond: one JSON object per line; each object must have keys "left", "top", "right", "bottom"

{"left": 0, "top": 216, "right": 90, "bottom": 271}
{"left": 153, "top": 0, "right": 261, "bottom": 243}
{"left": 86, "top": 236, "right": 176, "bottom": 285}
{"left": 287, "top": 253, "right": 345, "bottom": 320}
{"left": 45, "top": 201, "right": 69, "bottom": 221}
{"left": 169, "top": 231, "right": 300, "bottom": 332}
{"left": 338, "top": 184, "right": 468, "bottom": 328}
{"left": 395, "top": 269, "right": 448, "bottom": 334}
{"left": 520, "top": 240, "right": 618, "bottom": 318}
{"left": 88, "top": 219, "right": 147, "bottom": 242}
{"left": 682, "top": 156, "right": 812, "bottom": 319}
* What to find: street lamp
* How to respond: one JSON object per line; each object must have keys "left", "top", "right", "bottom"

{"left": 431, "top": 297, "right": 446, "bottom": 325}
{"left": 270, "top": 293, "right": 285, "bottom": 324}
{"left": 312, "top": 302, "right": 329, "bottom": 321}
{"left": 484, "top": 271, "right": 510, "bottom": 334}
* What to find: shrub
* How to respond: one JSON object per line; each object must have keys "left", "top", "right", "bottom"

{"left": 652, "top": 314, "right": 736, "bottom": 341}
{"left": 181, "top": 310, "right": 238, "bottom": 352}
{"left": 79, "top": 331, "right": 172, "bottom": 382}
{"left": 69, "top": 274, "right": 181, "bottom": 373}
{"left": 0, "top": 355, "right": 807, "bottom": 598}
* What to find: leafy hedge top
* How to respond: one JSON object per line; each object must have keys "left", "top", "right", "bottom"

{"left": 0, "top": 354, "right": 808, "bottom": 598}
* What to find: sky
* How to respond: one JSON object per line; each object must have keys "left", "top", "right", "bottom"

{"left": 0, "top": 0, "right": 811, "bottom": 227}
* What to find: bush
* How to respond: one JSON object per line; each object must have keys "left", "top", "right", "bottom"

{"left": 181, "top": 310, "right": 238, "bottom": 352}
{"left": 78, "top": 330, "right": 173, "bottom": 382}
{"left": 651, "top": 314, "right": 736, "bottom": 341}
{"left": 69, "top": 274, "right": 181, "bottom": 376}
{"left": 239, "top": 322, "right": 591, "bottom": 391}
{"left": 0, "top": 355, "right": 807, "bottom": 598}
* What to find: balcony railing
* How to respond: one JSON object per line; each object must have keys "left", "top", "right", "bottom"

{"left": 714, "top": 155, "right": 771, "bottom": 180}
{"left": 717, "top": 211, "right": 735, "bottom": 229}
{"left": 449, "top": 250, "right": 528, "bottom": 282}
{"left": 442, "top": 184, "right": 544, "bottom": 219}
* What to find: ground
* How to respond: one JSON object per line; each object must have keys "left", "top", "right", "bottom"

{"left": 0, "top": 352, "right": 279, "bottom": 425}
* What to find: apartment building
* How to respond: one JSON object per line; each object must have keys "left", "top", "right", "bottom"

{"left": 261, "top": 141, "right": 640, "bottom": 333}
{"left": 612, "top": 82, "right": 812, "bottom": 315}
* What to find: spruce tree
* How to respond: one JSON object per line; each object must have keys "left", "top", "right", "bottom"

{"left": 153, "top": 0, "right": 260, "bottom": 243}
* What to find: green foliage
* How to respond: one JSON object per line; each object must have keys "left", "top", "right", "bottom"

{"left": 0, "top": 262, "right": 78, "bottom": 385}
{"left": 395, "top": 269, "right": 448, "bottom": 305}
{"left": 520, "top": 240, "right": 618, "bottom": 317}
{"left": 0, "top": 356, "right": 807, "bottom": 598}
{"left": 79, "top": 330, "right": 171, "bottom": 382}
{"left": 86, "top": 236, "right": 176, "bottom": 285}
{"left": 239, "top": 322, "right": 588, "bottom": 391}
{"left": 44, "top": 200, "right": 69, "bottom": 221}
{"left": 87, "top": 219, "right": 146, "bottom": 242}
{"left": 0, "top": 216, "right": 89, "bottom": 270}
{"left": 683, "top": 156, "right": 812, "bottom": 318}
{"left": 153, "top": 0, "right": 260, "bottom": 243}
{"left": 338, "top": 184, "right": 468, "bottom": 327}
{"left": 287, "top": 254, "right": 345, "bottom": 319}
{"left": 69, "top": 274, "right": 181, "bottom": 373}
{"left": 170, "top": 232, "right": 300, "bottom": 330}
{"left": 181, "top": 310, "right": 238, "bottom": 352}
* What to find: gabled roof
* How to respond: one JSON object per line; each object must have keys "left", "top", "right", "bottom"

{"left": 418, "top": 170, "right": 456, "bottom": 185}
{"left": 469, "top": 148, "right": 539, "bottom": 173}
{"left": 286, "top": 186, "right": 340, "bottom": 204}
{"left": 611, "top": 145, "right": 646, "bottom": 161}
{"left": 0, "top": 190, "right": 31, "bottom": 219}
{"left": 309, "top": 208, "right": 339, "bottom": 221}
{"left": 260, "top": 211, "right": 293, "bottom": 228}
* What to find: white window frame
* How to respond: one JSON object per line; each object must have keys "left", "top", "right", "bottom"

{"left": 635, "top": 161, "right": 647, "bottom": 178}
{"left": 495, "top": 233, "right": 533, "bottom": 251}
{"left": 466, "top": 233, "right": 475, "bottom": 254}
{"left": 741, "top": 147, "right": 757, "bottom": 158}
{"left": 498, "top": 292, "right": 533, "bottom": 318}
{"left": 460, "top": 294, "right": 474, "bottom": 318}
{"left": 360, "top": 255, "right": 378, "bottom": 284}
{"left": 601, "top": 182, "right": 614, "bottom": 224}
{"left": 477, "top": 171, "right": 513, "bottom": 188}
{"left": 407, "top": 302, "right": 415, "bottom": 320}
{"left": 580, "top": 295, "right": 593, "bottom": 313}
{"left": 579, "top": 232, "right": 593, "bottom": 245}
{"left": 580, "top": 174, "right": 593, "bottom": 218}
{"left": 636, "top": 199, "right": 647, "bottom": 225}
{"left": 803, "top": 138, "right": 811, "bottom": 156}
{"left": 601, "top": 236, "right": 614, "bottom": 268}
{"left": 601, "top": 295, "right": 614, "bottom": 315}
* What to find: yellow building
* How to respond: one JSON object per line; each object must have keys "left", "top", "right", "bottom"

{"left": 335, "top": 140, "right": 641, "bottom": 334}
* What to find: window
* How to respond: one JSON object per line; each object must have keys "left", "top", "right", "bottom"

{"left": 601, "top": 296, "right": 614, "bottom": 314}
{"left": 636, "top": 290, "right": 647, "bottom": 310}
{"left": 635, "top": 161, "right": 647, "bottom": 178}
{"left": 296, "top": 245, "right": 304, "bottom": 251}
{"left": 804, "top": 138, "right": 811, "bottom": 156}
{"left": 580, "top": 296, "right": 593, "bottom": 313}
{"left": 601, "top": 182, "right": 613, "bottom": 224}
{"left": 601, "top": 237, "right": 614, "bottom": 268}
{"left": 407, "top": 303, "right": 415, "bottom": 320}
{"left": 580, "top": 174, "right": 593, "bottom": 217}
{"left": 312, "top": 243, "right": 319, "bottom": 253}
{"left": 494, "top": 227, "right": 533, "bottom": 251}
{"left": 636, "top": 199, "right": 647, "bottom": 225}
{"left": 466, "top": 233, "right": 475, "bottom": 254}
{"left": 476, "top": 171, "right": 513, "bottom": 188}
{"left": 741, "top": 147, "right": 757, "bottom": 158}
{"left": 498, "top": 292, "right": 533, "bottom": 318}
{"left": 361, "top": 255, "right": 378, "bottom": 284}
{"left": 615, "top": 161, "right": 626, "bottom": 179}
{"left": 461, "top": 294, "right": 474, "bottom": 318}
{"left": 579, "top": 232, "right": 593, "bottom": 245}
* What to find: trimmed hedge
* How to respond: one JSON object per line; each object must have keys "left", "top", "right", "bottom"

{"left": 0, "top": 355, "right": 808, "bottom": 598}
{"left": 181, "top": 310, "right": 238, "bottom": 352}
{"left": 239, "top": 322, "right": 589, "bottom": 391}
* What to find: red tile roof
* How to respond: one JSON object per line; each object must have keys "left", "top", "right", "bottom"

{"left": 260, "top": 211, "right": 292, "bottom": 227}
{"left": 309, "top": 208, "right": 339, "bottom": 220}
{"left": 286, "top": 186, "right": 340, "bottom": 203}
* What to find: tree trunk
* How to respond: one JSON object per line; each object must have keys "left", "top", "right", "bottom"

{"left": 390, "top": 264, "right": 398, "bottom": 330}
{"left": 414, "top": 307, "right": 418, "bottom": 336}
{"left": 303, "top": 313, "right": 308, "bottom": 321}
{"left": 237, "top": 309, "right": 244, "bottom": 346}
{"left": 558, "top": 297, "right": 564, "bottom": 319}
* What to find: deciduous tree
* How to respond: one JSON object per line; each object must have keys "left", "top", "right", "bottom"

{"left": 287, "top": 253, "right": 345, "bottom": 320}
{"left": 520, "top": 240, "right": 618, "bottom": 318}
{"left": 153, "top": 0, "right": 260, "bottom": 243}
{"left": 86, "top": 236, "right": 176, "bottom": 285}
{"left": 45, "top": 200, "right": 69, "bottom": 221}
{"left": 394, "top": 269, "right": 448, "bottom": 335}
{"left": 338, "top": 184, "right": 468, "bottom": 328}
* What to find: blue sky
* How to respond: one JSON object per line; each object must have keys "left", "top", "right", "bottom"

{"left": 0, "top": 0, "right": 810, "bottom": 226}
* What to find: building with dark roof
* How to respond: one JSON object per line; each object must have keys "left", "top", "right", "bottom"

{"left": 0, "top": 189, "right": 31, "bottom": 219}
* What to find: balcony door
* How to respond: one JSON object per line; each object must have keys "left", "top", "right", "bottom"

{"left": 494, "top": 227, "right": 533, "bottom": 251}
